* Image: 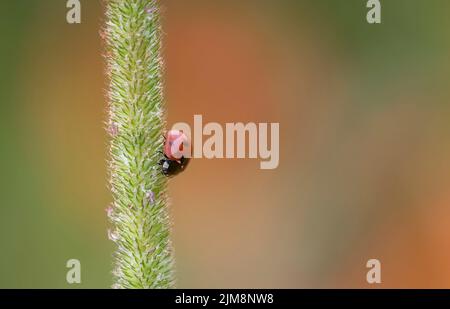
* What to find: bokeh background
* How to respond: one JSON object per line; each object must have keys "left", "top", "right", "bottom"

{"left": 0, "top": 0, "right": 449, "bottom": 288}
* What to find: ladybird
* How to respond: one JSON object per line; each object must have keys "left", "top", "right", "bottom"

{"left": 159, "top": 130, "right": 190, "bottom": 177}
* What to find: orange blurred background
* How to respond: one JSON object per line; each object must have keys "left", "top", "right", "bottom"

{"left": 0, "top": 0, "right": 449, "bottom": 288}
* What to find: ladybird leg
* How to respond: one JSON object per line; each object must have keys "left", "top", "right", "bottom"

{"left": 157, "top": 150, "right": 168, "bottom": 159}
{"left": 180, "top": 157, "right": 190, "bottom": 169}
{"left": 175, "top": 157, "right": 183, "bottom": 165}
{"left": 176, "top": 155, "right": 188, "bottom": 164}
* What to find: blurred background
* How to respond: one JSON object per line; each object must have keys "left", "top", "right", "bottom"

{"left": 0, "top": 0, "right": 449, "bottom": 288}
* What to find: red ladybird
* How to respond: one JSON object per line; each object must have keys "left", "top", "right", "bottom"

{"left": 159, "top": 130, "right": 190, "bottom": 176}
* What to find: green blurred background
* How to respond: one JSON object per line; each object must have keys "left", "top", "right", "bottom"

{"left": 0, "top": 0, "right": 450, "bottom": 288}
